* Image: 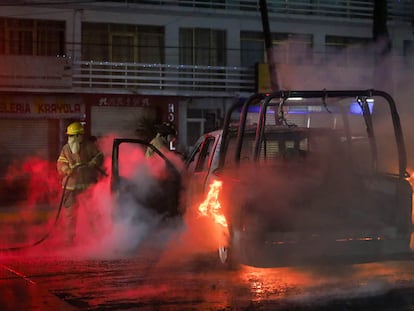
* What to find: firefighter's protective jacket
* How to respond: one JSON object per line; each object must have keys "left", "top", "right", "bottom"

{"left": 57, "top": 140, "right": 104, "bottom": 190}
{"left": 145, "top": 134, "right": 168, "bottom": 158}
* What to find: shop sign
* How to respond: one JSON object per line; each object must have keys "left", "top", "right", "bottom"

{"left": 168, "top": 102, "right": 176, "bottom": 151}
{"left": 0, "top": 96, "right": 85, "bottom": 119}
{"left": 97, "top": 96, "right": 150, "bottom": 107}
{"left": 256, "top": 63, "right": 272, "bottom": 94}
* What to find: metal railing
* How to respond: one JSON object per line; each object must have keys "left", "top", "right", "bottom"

{"left": 95, "top": 0, "right": 414, "bottom": 21}
{"left": 72, "top": 61, "right": 256, "bottom": 95}
{"left": 0, "top": 54, "right": 410, "bottom": 95}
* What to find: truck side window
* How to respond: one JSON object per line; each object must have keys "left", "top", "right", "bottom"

{"left": 195, "top": 137, "right": 214, "bottom": 172}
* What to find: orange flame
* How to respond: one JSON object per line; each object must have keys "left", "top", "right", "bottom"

{"left": 198, "top": 180, "right": 228, "bottom": 228}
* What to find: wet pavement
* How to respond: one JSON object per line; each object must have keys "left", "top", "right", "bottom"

{"left": 2, "top": 239, "right": 414, "bottom": 310}
{"left": 0, "top": 204, "right": 75, "bottom": 310}
{"left": 2, "top": 204, "right": 414, "bottom": 310}
{"left": 0, "top": 262, "right": 77, "bottom": 311}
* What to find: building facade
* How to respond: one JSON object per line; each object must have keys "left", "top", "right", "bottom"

{"left": 0, "top": 0, "right": 413, "bottom": 193}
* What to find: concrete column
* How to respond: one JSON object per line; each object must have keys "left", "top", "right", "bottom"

{"left": 165, "top": 24, "right": 179, "bottom": 65}
{"left": 178, "top": 99, "right": 188, "bottom": 150}
{"left": 227, "top": 23, "right": 241, "bottom": 67}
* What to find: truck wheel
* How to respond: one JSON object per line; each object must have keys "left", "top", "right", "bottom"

{"left": 217, "top": 232, "right": 239, "bottom": 270}
{"left": 218, "top": 246, "right": 229, "bottom": 264}
{"left": 218, "top": 245, "right": 238, "bottom": 270}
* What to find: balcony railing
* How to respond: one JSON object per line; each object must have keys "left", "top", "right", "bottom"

{"left": 0, "top": 53, "right": 410, "bottom": 96}
{"left": 72, "top": 61, "right": 256, "bottom": 96}
{"left": 18, "top": 1, "right": 414, "bottom": 21}
{"left": 93, "top": 0, "right": 414, "bottom": 21}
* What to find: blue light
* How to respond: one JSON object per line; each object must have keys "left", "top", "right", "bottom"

{"left": 287, "top": 106, "right": 308, "bottom": 114}
{"left": 349, "top": 102, "right": 374, "bottom": 115}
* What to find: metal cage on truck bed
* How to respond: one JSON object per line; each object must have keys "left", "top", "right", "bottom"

{"left": 207, "top": 89, "right": 414, "bottom": 267}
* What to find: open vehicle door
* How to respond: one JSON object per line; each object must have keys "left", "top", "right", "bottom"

{"left": 111, "top": 138, "right": 183, "bottom": 219}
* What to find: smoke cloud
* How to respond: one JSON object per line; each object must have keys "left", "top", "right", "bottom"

{"left": 0, "top": 133, "right": 193, "bottom": 261}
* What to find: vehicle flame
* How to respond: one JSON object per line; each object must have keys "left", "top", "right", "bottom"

{"left": 198, "top": 180, "right": 228, "bottom": 228}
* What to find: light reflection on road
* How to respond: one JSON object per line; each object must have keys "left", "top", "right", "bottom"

{"left": 2, "top": 248, "right": 414, "bottom": 310}
{"left": 235, "top": 259, "right": 414, "bottom": 307}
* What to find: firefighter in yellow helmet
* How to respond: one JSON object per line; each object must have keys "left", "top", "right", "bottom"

{"left": 145, "top": 122, "right": 177, "bottom": 158}
{"left": 57, "top": 121, "right": 104, "bottom": 245}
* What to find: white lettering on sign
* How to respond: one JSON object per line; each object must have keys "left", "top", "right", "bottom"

{"left": 168, "top": 103, "right": 175, "bottom": 122}
{"left": 98, "top": 96, "right": 150, "bottom": 107}
{"left": 168, "top": 102, "right": 176, "bottom": 151}
{"left": 168, "top": 113, "right": 174, "bottom": 122}
{"left": 168, "top": 103, "right": 175, "bottom": 113}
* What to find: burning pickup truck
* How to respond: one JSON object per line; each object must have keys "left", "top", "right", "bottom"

{"left": 186, "top": 90, "right": 413, "bottom": 267}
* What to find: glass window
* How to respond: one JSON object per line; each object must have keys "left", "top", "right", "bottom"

{"left": 325, "top": 35, "right": 372, "bottom": 66}
{"left": 82, "top": 23, "right": 164, "bottom": 63}
{"left": 403, "top": 40, "right": 414, "bottom": 66}
{"left": 9, "top": 29, "right": 33, "bottom": 55}
{"left": 241, "top": 31, "right": 312, "bottom": 66}
{"left": 195, "top": 136, "right": 215, "bottom": 172}
{"left": 82, "top": 23, "right": 109, "bottom": 61}
{"left": 0, "top": 18, "right": 64, "bottom": 56}
{"left": 37, "top": 20, "right": 65, "bottom": 56}
{"left": 241, "top": 31, "right": 265, "bottom": 67}
{"left": 111, "top": 34, "right": 136, "bottom": 62}
{"left": 179, "top": 28, "right": 226, "bottom": 66}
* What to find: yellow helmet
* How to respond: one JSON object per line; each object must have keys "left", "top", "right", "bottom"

{"left": 66, "top": 122, "right": 85, "bottom": 135}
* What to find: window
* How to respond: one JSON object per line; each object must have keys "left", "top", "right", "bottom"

{"left": 195, "top": 136, "right": 215, "bottom": 172}
{"left": 0, "top": 18, "right": 64, "bottom": 56}
{"left": 241, "top": 31, "right": 265, "bottom": 67}
{"left": 179, "top": 28, "right": 226, "bottom": 90}
{"left": 110, "top": 33, "right": 136, "bottom": 62}
{"left": 241, "top": 31, "right": 313, "bottom": 66}
{"left": 179, "top": 28, "right": 226, "bottom": 66}
{"left": 325, "top": 35, "right": 372, "bottom": 66}
{"left": 82, "top": 23, "right": 164, "bottom": 63}
{"left": 403, "top": 40, "right": 414, "bottom": 66}
{"left": 272, "top": 33, "right": 313, "bottom": 65}
{"left": 37, "top": 20, "right": 65, "bottom": 56}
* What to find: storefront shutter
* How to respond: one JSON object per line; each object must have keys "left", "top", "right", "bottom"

{"left": 91, "top": 106, "right": 155, "bottom": 138}
{"left": 0, "top": 119, "right": 49, "bottom": 175}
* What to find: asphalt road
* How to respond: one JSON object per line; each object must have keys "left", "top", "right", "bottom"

{"left": 2, "top": 223, "right": 414, "bottom": 311}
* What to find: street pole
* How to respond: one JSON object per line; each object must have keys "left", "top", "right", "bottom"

{"left": 372, "top": 0, "right": 393, "bottom": 95}
{"left": 259, "top": 0, "right": 279, "bottom": 92}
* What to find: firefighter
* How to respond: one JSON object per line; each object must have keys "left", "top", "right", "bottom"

{"left": 145, "top": 122, "right": 177, "bottom": 158}
{"left": 57, "top": 121, "right": 104, "bottom": 245}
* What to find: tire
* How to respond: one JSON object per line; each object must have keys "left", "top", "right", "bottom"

{"left": 217, "top": 230, "right": 240, "bottom": 270}
{"left": 218, "top": 245, "right": 229, "bottom": 264}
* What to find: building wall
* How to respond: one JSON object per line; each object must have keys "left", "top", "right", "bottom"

{"left": 0, "top": 2, "right": 412, "bottom": 158}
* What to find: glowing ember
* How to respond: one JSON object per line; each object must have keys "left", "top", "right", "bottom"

{"left": 198, "top": 180, "right": 228, "bottom": 227}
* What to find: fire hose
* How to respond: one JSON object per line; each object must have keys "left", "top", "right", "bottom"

{"left": 0, "top": 164, "right": 107, "bottom": 252}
